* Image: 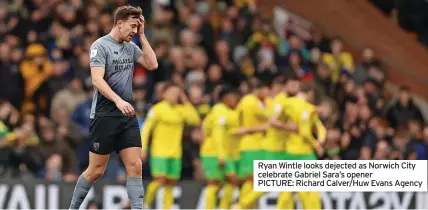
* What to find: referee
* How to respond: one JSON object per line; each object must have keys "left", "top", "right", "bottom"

{"left": 69, "top": 5, "right": 158, "bottom": 210}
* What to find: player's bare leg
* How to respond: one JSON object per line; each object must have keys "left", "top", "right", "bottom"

{"left": 69, "top": 152, "right": 110, "bottom": 209}
{"left": 120, "top": 147, "right": 144, "bottom": 209}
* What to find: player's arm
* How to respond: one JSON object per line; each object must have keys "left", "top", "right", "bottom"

{"left": 141, "top": 107, "right": 158, "bottom": 152}
{"left": 135, "top": 16, "right": 158, "bottom": 70}
{"left": 266, "top": 102, "right": 298, "bottom": 132}
{"left": 182, "top": 102, "right": 201, "bottom": 126}
{"left": 232, "top": 99, "right": 268, "bottom": 135}
{"left": 177, "top": 93, "right": 201, "bottom": 126}
{"left": 312, "top": 111, "right": 327, "bottom": 144}
{"left": 212, "top": 116, "right": 227, "bottom": 160}
{"left": 90, "top": 45, "right": 134, "bottom": 116}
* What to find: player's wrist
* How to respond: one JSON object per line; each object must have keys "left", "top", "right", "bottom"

{"left": 113, "top": 96, "right": 123, "bottom": 104}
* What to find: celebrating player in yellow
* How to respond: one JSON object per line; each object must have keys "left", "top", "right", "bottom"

{"left": 235, "top": 82, "right": 270, "bottom": 208}
{"left": 200, "top": 86, "right": 241, "bottom": 209}
{"left": 141, "top": 83, "right": 201, "bottom": 209}
{"left": 235, "top": 77, "right": 300, "bottom": 209}
{"left": 270, "top": 83, "right": 326, "bottom": 210}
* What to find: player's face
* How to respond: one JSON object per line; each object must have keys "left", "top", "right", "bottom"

{"left": 164, "top": 86, "right": 180, "bottom": 104}
{"left": 119, "top": 17, "right": 139, "bottom": 42}
{"left": 225, "top": 94, "right": 238, "bottom": 109}
{"left": 258, "top": 86, "right": 270, "bottom": 99}
{"left": 286, "top": 80, "right": 300, "bottom": 96}
{"left": 271, "top": 83, "right": 282, "bottom": 95}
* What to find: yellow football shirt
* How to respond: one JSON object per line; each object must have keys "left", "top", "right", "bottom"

{"left": 236, "top": 94, "right": 266, "bottom": 151}
{"left": 263, "top": 92, "right": 288, "bottom": 152}
{"left": 141, "top": 101, "right": 201, "bottom": 158}
{"left": 282, "top": 96, "right": 326, "bottom": 154}
{"left": 200, "top": 103, "right": 240, "bottom": 160}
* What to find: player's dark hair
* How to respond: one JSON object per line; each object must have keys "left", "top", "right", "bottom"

{"left": 253, "top": 81, "right": 270, "bottom": 90}
{"left": 113, "top": 5, "right": 142, "bottom": 25}
{"left": 219, "top": 85, "right": 237, "bottom": 101}
{"left": 271, "top": 76, "right": 286, "bottom": 87}
{"left": 162, "top": 82, "right": 179, "bottom": 93}
{"left": 300, "top": 82, "right": 315, "bottom": 93}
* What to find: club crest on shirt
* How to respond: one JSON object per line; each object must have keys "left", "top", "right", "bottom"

{"left": 93, "top": 142, "right": 99, "bottom": 151}
{"left": 147, "top": 109, "right": 154, "bottom": 118}
{"left": 274, "top": 104, "right": 282, "bottom": 113}
{"left": 125, "top": 47, "right": 132, "bottom": 55}
{"left": 90, "top": 48, "right": 98, "bottom": 58}
{"left": 302, "top": 111, "right": 309, "bottom": 120}
{"left": 218, "top": 116, "right": 226, "bottom": 125}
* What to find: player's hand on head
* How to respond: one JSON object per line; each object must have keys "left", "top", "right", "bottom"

{"left": 116, "top": 99, "right": 134, "bottom": 117}
{"left": 137, "top": 15, "right": 145, "bottom": 34}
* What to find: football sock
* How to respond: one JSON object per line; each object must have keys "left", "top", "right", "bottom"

{"left": 219, "top": 183, "right": 235, "bottom": 209}
{"left": 163, "top": 185, "right": 174, "bottom": 209}
{"left": 69, "top": 175, "right": 93, "bottom": 209}
{"left": 205, "top": 184, "right": 220, "bottom": 209}
{"left": 126, "top": 176, "right": 144, "bottom": 209}
{"left": 144, "top": 180, "right": 161, "bottom": 207}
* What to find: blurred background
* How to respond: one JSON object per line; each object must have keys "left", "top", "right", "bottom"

{"left": 1, "top": 0, "right": 428, "bottom": 209}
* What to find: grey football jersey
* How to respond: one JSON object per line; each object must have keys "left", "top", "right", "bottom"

{"left": 89, "top": 34, "right": 143, "bottom": 119}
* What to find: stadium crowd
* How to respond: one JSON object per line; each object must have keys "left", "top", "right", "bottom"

{"left": 0, "top": 0, "right": 427, "bottom": 190}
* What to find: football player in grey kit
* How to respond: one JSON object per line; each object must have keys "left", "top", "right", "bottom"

{"left": 69, "top": 5, "right": 158, "bottom": 210}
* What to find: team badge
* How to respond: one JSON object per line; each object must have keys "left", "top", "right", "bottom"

{"left": 93, "top": 142, "right": 99, "bottom": 151}
{"left": 302, "top": 111, "right": 309, "bottom": 120}
{"left": 125, "top": 47, "right": 131, "bottom": 55}
{"left": 90, "top": 48, "right": 98, "bottom": 58}
{"left": 218, "top": 116, "right": 226, "bottom": 125}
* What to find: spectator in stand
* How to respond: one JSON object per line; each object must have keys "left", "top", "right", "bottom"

{"left": 50, "top": 77, "right": 86, "bottom": 117}
{"left": 353, "top": 48, "right": 382, "bottom": 85}
{"left": 306, "top": 27, "right": 331, "bottom": 53}
{"left": 373, "top": 140, "right": 391, "bottom": 160}
{"left": 0, "top": 43, "right": 25, "bottom": 110}
{"left": 385, "top": 86, "right": 425, "bottom": 129}
{"left": 20, "top": 43, "right": 53, "bottom": 115}
{"left": 322, "top": 38, "right": 354, "bottom": 83}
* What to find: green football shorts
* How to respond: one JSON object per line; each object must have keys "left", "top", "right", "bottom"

{"left": 201, "top": 156, "right": 236, "bottom": 181}
{"left": 150, "top": 156, "right": 182, "bottom": 180}
{"left": 238, "top": 150, "right": 263, "bottom": 179}
{"left": 262, "top": 150, "right": 284, "bottom": 160}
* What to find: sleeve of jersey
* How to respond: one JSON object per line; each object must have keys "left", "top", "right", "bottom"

{"left": 131, "top": 41, "right": 143, "bottom": 62}
{"left": 250, "top": 99, "right": 266, "bottom": 120}
{"left": 201, "top": 115, "right": 211, "bottom": 138}
{"left": 179, "top": 102, "right": 201, "bottom": 126}
{"left": 141, "top": 107, "right": 157, "bottom": 151}
{"left": 312, "top": 112, "right": 327, "bottom": 144}
{"left": 213, "top": 115, "right": 227, "bottom": 159}
{"left": 89, "top": 43, "right": 107, "bottom": 67}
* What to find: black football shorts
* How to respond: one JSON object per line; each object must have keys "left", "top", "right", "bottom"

{"left": 89, "top": 116, "right": 141, "bottom": 155}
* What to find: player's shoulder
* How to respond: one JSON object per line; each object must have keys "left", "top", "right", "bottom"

{"left": 275, "top": 92, "right": 288, "bottom": 102}
{"left": 91, "top": 35, "right": 111, "bottom": 48}
{"left": 154, "top": 101, "right": 169, "bottom": 109}
{"left": 126, "top": 40, "right": 139, "bottom": 48}
{"left": 240, "top": 94, "right": 258, "bottom": 106}
{"left": 212, "top": 103, "right": 227, "bottom": 114}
